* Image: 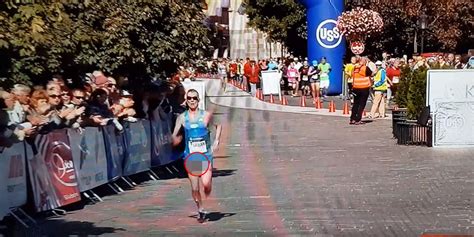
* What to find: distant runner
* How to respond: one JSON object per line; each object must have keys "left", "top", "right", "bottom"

{"left": 172, "top": 89, "right": 222, "bottom": 223}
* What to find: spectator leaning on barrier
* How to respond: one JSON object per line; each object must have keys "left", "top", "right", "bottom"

{"left": 0, "top": 91, "right": 36, "bottom": 144}
{"left": 86, "top": 89, "right": 114, "bottom": 126}
{"left": 112, "top": 90, "right": 137, "bottom": 123}
{"left": 11, "top": 84, "right": 31, "bottom": 116}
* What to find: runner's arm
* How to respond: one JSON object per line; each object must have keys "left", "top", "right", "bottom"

{"left": 206, "top": 111, "right": 222, "bottom": 151}
{"left": 172, "top": 114, "right": 184, "bottom": 146}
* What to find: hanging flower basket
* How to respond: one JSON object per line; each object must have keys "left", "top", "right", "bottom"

{"left": 336, "top": 7, "right": 384, "bottom": 42}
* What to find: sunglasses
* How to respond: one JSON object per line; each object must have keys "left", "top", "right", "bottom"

{"left": 74, "top": 96, "right": 84, "bottom": 100}
{"left": 49, "top": 94, "right": 60, "bottom": 98}
{"left": 108, "top": 84, "right": 116, "bottom": 87}
{"left": 187, "top": 96, "right": 199, "bottom": 101}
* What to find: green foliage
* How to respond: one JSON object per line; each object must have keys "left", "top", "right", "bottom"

{"left": 348, "top": 0, "right": 474, "bottom": 57}
{"left": 406, "top": 67, "right": 428, "bottom": 120}
{"left": 395, "top": 65, "right": 411, "bottom": 108}
{"left": 244, "top": 0, "right": 473, "bottom": 59}
{"left": 0, "top": 0, "right": 213, "bottom": 86}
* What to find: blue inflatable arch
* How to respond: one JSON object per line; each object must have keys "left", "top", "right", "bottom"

{"left": 299, "top": 0, "right": 345, "bottom": 95}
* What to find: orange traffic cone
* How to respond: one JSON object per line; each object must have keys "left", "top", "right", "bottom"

{"left": 300, "top": 96, "right": 307, "bottom": 107}
{"left": 329, "top": 100, "right": 336, "bottom": 112}
{"left": 314, "top": 97, "right": 322, "bottom": 109}
{"left": 363, "top": 110, "right": 367, "bottom": 117}
{"left": 270, "top": 94, "right": 275, "bottom": 103}
{"left": 281, "top": 96, "right": 288, "bottom": 105}
{"left": 255, "top": 89, "right": 262, "bottom": 100}
{"left": 343, "top": 101, "right": 350, "bottom": 115}
{"left": 259, "top": 89, "right": 264, "bottom": 100}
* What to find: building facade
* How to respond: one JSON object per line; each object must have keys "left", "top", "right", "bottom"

{"left": 204, "top": 0, "right": 286, "bottom": 60}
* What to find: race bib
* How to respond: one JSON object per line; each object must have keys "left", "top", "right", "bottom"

{"left": 289, "top": 72, "right": 296, "bottom": 78}
{"left": 189, "top": 140, "right": 207, "bottom": 153}
{"left": 392, "top": 76, "right": 400, "bottom": 83}
{"left": 321, "top": 72, "right": 328, "bottom": 78}
{"left": 302, "top": 75, "right": 308, "bottom": 81}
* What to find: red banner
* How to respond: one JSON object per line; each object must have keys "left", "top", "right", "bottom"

{"left": 27, "top": 130, "right": 81, "bottom": 212}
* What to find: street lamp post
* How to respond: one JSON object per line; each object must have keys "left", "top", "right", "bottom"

{"left": 419, "top": 13, "right": 428, "bottom": 54}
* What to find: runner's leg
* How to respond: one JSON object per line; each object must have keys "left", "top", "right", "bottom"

{"left": 188, "top": 174, "right": 202, "bottom": 211}
{"left": 200, "top": 164, "right": 213, "bottom": 198}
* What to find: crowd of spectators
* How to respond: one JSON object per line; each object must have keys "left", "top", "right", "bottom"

{"left": 0, "top": 71, "right": 185, "bottom": 148}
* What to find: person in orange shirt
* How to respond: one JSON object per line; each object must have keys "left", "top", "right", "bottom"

{"left": 229, "top": 60, "right": 238, "bottom": 83}
{"left": 350, "top": 57, "right": 373, "bottom": 125}
{"left": 244, "top": 60, "right": 260, "bottom": 96}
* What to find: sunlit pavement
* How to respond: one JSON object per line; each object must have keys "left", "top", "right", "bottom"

{"left": 10, "top": 93, "right": 474, "bottom": 236}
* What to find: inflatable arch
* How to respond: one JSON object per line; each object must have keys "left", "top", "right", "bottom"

{"left": 299, "top": 0, "right": 345, "bottom": 95}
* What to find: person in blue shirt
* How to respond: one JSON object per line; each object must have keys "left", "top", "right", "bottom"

{"left": 172, "top": 89, "right": 222, "bottom": 223}
{"left": 267, "top": 59, "right": 278, "bottom": 70}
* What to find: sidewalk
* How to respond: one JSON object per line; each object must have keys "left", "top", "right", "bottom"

{"left": 207, "top": 79, "right": 391, "bottom": 119}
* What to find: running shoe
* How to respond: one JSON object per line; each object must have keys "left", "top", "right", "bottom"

{"left": 197, "top": 211, "right": 206, "bottom": 223}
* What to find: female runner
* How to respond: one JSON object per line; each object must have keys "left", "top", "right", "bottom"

{"left": 172, "top": 89, "right": 222, "bottom": 223}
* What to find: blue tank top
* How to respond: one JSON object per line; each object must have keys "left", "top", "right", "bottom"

{"left": 183, "top": 110, "right": 213, "bottom": 162}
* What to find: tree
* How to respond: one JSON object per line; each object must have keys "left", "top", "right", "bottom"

{"left": 347, "top": 0, "right": 474, "bottom": 57}
{"left": 244, "top": 0, "right": 473, "bottom": 60}
{"left": 0, "top": 0, "right": 214, "bottom": 87}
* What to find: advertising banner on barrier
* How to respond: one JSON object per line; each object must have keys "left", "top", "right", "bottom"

{"left": 69, "top": 127, "right": 108, "bottom": 192}
{"left": 0, "top": 143, "right": 27, "bottom": 220}
{"left": 123, "top": 120, "right": 151, "bottom": 176}
{"left": 150, "top": 108, "right": 175, "bottom": 167}
{"left": 102, "top": 125, "right": 124, "bottom": 181}
{"left": 26, "top": 130, "right": 81, "bottom": 212}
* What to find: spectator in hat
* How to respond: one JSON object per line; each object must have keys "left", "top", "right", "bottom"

{"left": 369, "top": 61, "right": 388, "bottom": 119}
{"left": 112, "top": 90, "right": 137, "bottom": 122}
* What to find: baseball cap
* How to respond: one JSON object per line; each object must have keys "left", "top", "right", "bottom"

{"left": 375, "top": 61, "right": 383, "bottom": 66}
{"left": 121, "top": 90, "right": 133, "bottom": 97}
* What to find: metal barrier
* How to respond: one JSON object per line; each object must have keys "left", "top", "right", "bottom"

{"left": 391, "top": 109, "right": 408, "bottom": 139}
{"left": 392, "top": 109, "right": 432, "bottom": 147}
{"left": 395, "top": 120, "right": 432, "bottom": 147}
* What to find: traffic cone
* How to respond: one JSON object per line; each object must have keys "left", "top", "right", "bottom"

{"left": 314, "top": 97, "right": 322, "bottom": 109}
{"left": 363, "top": 110, "right": 367, "bottom": 117}
{"left": 255, "top": 89, "right": 262, "bottom": 100}
{"left": 269, "top": 94, "right": 275, "bottom": 103}
{"left": 343, "top": 101, "right": 350, "bottom": 115}
{"left": 300, "top": 96, "right": 307, "bottom": 107}
{"left": 281, "top": 96, "right": 288, "bottom": 105}
{"left": 328, "top": 100, "right": 336, "bottom": 112}
{"left": 260, "top": 89, "right": 264, "bottom": 100}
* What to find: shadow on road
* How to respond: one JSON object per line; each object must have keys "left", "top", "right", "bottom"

{"left": 188, "top": 212, "right": 236, "bottom": 222}
{"left": 212, "top": 169, "right": 237, "bottom": 178}
{"left": 3, "top": 219, "right": 126, "bottom": 237}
